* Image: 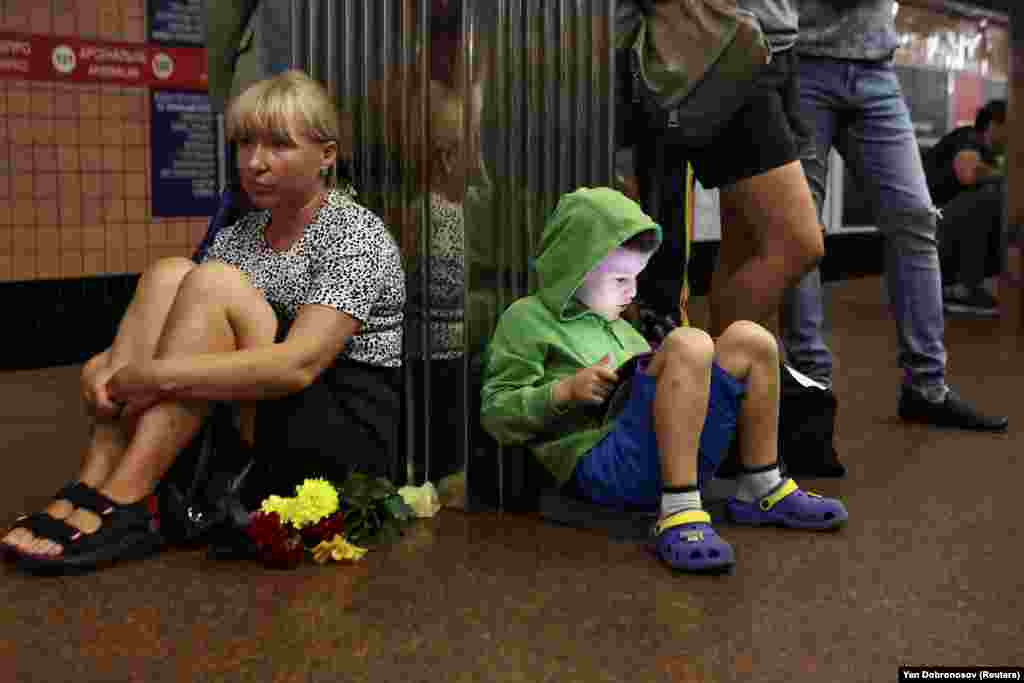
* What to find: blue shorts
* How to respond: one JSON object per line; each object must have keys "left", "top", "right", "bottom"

{"left": 569, "top": 362, "right": 747, "bottom": 510}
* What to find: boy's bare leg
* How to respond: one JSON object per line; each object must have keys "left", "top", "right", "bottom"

{"left": 4, "top": 258, "right": 196, "bottom": 555}
{"left": 711, "top": 162, "right": 824, "bottom": 336}
{"left": 713, "top": 321, "right": 781, "bottom": 470}
{"left": 33, "top": 262, "right": 277, "bottom": 556}
{"left": 645, "top": 327, "right": 715, "bottom": 488}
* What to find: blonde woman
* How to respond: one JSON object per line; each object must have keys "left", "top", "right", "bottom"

{"left": 4, "top": 70, "right": 406, "bottom": 574}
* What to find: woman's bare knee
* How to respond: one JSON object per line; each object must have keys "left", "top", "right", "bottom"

{"left": 138, "top": 257, "right": 197, "bottom": 291}
{"left": 173, "top": 261, "right": 277, "bottom": 349}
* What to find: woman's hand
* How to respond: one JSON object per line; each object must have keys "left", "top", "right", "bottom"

{"left": 81, "top": 352, "right": 123, "bottom": 420}
{"left": 107, "top": 363, "right": 166, "bottom": 419}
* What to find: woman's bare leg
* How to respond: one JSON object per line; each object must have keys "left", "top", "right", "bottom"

{"left": 3, "top": 257, "right": 196, "bottom": 554}
{"left": 711, "top": 162, "right": 824, "bottom": 336}
{"left": 37, "top": 262, "right": 277, "bottom": 555}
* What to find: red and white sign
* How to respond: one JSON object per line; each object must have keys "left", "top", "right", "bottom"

{"left": 0, "top": 32, "right": 207, "bottom": 90}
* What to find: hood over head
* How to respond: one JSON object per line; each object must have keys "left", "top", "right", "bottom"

{"left": 534, "top": 187, "right": 661, "bottom": 319}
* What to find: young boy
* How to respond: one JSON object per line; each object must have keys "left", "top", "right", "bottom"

{"left": 481, "top": 187, "right": 847, "bottom": 573}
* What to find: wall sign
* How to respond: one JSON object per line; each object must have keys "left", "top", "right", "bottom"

{"left": 148, "top": 0, "right": 205, "bottom": 47}
{"left": 0, "top": 32, "right": 207, "bottom": 90}
{"left": 150, "top": 91, "right": 219, "bottom": 218}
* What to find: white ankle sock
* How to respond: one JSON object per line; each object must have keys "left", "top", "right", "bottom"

{"left": 660, "top": 488, "right": 702, "bottom": 520}
{"left": 736, "top": 465, "right": 783, "bottom": 503}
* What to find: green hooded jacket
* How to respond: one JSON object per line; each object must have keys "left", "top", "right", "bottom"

{"left": 480, "top": 187, "right": 662, "bottom": 485}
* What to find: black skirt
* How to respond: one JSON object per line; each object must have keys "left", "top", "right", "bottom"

{"left": 241, "top": 357, "right": 402, "bottom": 504}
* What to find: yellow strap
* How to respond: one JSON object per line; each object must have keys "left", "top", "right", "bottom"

{"left": 758, "top": 478, "right": 798, "bottom": 511}
{"left": 655, "top": 508, "right": 710, "bottom": 535}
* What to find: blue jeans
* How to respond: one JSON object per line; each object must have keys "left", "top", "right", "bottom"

{"left": 781, "top": 57, "right": 946, "bottom": 394}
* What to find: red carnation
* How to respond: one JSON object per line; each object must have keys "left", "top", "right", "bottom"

{"left": 300, "top": 511, "right": 346, "bottom": 547}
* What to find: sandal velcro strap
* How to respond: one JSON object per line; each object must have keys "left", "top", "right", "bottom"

{"left": 19, "top": 513, "right": 80, "bottom": 546}
{"left": 758, "top": 478, "right": 799, "bottom": 511}
{"left": 63, "top": 486, "right": 117, "bottom": 516}
{"left": 655, "top": 509, "right": 711, "bottom": 535}
{"left": 53, "top": 481, "right": 92, "bottom": 505}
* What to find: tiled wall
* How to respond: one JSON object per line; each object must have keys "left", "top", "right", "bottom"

{"left": 0, "top": 0, "right": 210, "bottom": 283}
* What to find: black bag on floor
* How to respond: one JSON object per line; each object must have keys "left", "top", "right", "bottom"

{"left": 156, "top": 404, "right": 256, "bottom": 546}
{"left": 718, "top": 364, "right": 844, "bottom": 479}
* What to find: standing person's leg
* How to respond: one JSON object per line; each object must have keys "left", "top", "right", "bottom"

{"left": 839, "top": 60, "right": 1006, "bottom": 430}
{"left": 707, "top": 51, "right": 824, "bottom": 336}
{"left": 780, "top": 57, "right": 845, "bottom": 387}
{"left": 3, "top": 257, "right": 196, "bottom": 556}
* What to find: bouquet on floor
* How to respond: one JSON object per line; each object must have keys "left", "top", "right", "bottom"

{"left": 245, "top": 474, "right": 414, "bottom": 570}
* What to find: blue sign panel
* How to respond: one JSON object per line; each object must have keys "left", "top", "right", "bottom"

{"left": 150, "top": 90, "right": 219, "bottom": 218}
{"left": 148, "top": 0, "right": 205, "bottom": 47}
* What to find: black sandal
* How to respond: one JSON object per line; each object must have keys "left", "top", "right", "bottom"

{"left": 2, "top": 482, "right": 95, "bottom": 561}
{"left": 14, "top": 487, "right": 164, "bottom": 576}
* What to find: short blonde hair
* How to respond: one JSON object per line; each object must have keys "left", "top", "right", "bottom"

{"left": 226, "top": 69, "right": 342, "bottom": 152}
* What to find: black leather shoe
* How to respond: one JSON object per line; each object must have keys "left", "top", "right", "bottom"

{"left": 899, "top": 389, "right": 1008, "bottom": 432}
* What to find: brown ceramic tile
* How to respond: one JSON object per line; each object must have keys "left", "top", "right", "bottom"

{"left": 124, "top": 0, "right": 145, "bottom": 18}
{"left": 118, "top": 246, "right": 141, "bottom": 273}
{"left": 103, "top": 146, "right": 124, "bottom": 172}
{"left": 60, "top": 195, "right": 82, "bottom": 226}
{"left": 105, "top": 199, "right": 126, "bottom": 222}
{"left": 30, "top": 3, "right": 53, "bottom": 33}
{"left": 123, "top": 90, "right": 147, "bottom": 119}
{"left": 7, "top": 90, "right": 29, "bottom": 117}
{"left": 124, "top": 173, "right": 147, "bottom": 198}
{"left": 36, "top": 249, "right": 60, "bottom": 279}
{"left": 11, "top": 227, "right": 34, "bottom": 252}
{"left": 55, "top": 121, "right": 78, "bottom": 146}
{"left": 53, "top": 9, "right": 76, "bottom": 36}
{"left": 61, "top": 225, "right": 83, "bottom": 250}
{"left": 33, "top": 146, "right": 58, "bottom": 172}
{"left": 10, "top": 144, "right": 33, "bottom": 173}
{"left": 125, "top": 147, "right": 146, "bottom": 173}
{"left": 146, "top": 222, "right": 165, "bottom": 247}
{"left": 0, "top": 91, "right": 5, "bottom": 117}
{"left": 0, "top": 205, "right": 10, "bottom": 226}
{"left": 0, "top": 254, "right": 11, "bottom": 281}
{"left": 82, "top": 199, "right": 104, "bottom": 225}
{"left": 82, "top": 226, "right": 105, "bottom": 251}
{"left": 12, "top": 175, "right": 32, "bottom": 200}
{"left": 82, "top": 173, "right": 102, "bottom": 199}
{"left": 101, "top": 92, "right": 124, "bottom": 120}
{"left": 81, "top": 147, "right": 104, "bottom": 174}
{"left": 58, "top": 146, "right": 80, "bottom": 171}
{"left": 1, "top": 9, "right": 29, "bottom": 32}
{"left": 123, "top": 123, "right": 146, "bottom": 147}
{"left": 83, "top": 249, "right": 105, "bottom": 275}
{"left": 36, "top": 229, "right": 59, "bottom": 254}
{"left": 31, "top": 119, "right": 55, "bottom": 145}
{"left": 30, "top": 90, "right": 54, "bottom": 119}
{"left": 0, "top": 178, "right": 8, "bottom": 200}
{"left": 102, "top": 173, "right": 125, "bottom": 198}
{"left": 33, "top": 173, "right": 58, "bottom": 199}
{"left": 125, "top": 198, "right": 148, "bottom": 223}
{"left": 8, "top": 118, "right": 32, "bottom": 146}
{"left": 12, "top": 202, "right": 35, "bottom": 228}
{"left": 60, "top": 250, "right": 84, "bottom": 278}
{"left": 98, "top": 5, "right": 122, "bottom": 40}
{"left": 78, "top": 93, "right": 101, "bottom": 119}
{"left": 10, "top": 249, "right": 35, "bottom": 279}
{"left": 109, "top": 245, "right": 132, "bottom": 272}
{"left": 125, "top": 17, "right": 145, "bottom": 43}
{"left": 54, "top": 90, "right": 79, "bottom": 119}
{"left": 36, "top": 202, "right": 59, "bottom": 227}
{"left": 105, "top": 223, "right": 126, "bottom": 251}
{"left": 124, "top": 222, "right": 147, "bottom": 249}
{"left": 0, "top": 227, "right": 9, "bottom": 252}
{"left": 101, "top": 123, "right": 125, "bottom": 147}
{"left": 79, "top": 118, "right": 101, "bottom": 143}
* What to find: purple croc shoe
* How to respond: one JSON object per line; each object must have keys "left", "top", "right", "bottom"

{"left": 726, "top": 478, "right": 847, "bottom": 530}
{"left": 650, "top": 510, "right": 735, "bottom": 573}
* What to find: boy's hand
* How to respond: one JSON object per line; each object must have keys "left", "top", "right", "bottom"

{"left": 554, "top": 355, "right": 619, "bottom": 406}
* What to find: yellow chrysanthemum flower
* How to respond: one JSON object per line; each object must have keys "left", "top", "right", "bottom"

{"left": 290, "top": 478, "right": 340, "bottom": 528}
{"left": 260, "top": 495, "right": 295, "bottom": 521}
{"left": 312, "top": 534, "right": 368, "bottom": 564}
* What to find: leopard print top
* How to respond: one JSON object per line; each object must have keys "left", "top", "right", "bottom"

{"left": 203, "top": 189, "right": 405, "bottom": 367}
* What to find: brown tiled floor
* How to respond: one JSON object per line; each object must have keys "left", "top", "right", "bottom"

{"left": 2, "top": 277, "right": 1022, "bottom": 683}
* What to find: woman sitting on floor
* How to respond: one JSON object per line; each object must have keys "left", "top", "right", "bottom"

{"left": 2, "top": 70, "right": 406, "bottom": 574}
